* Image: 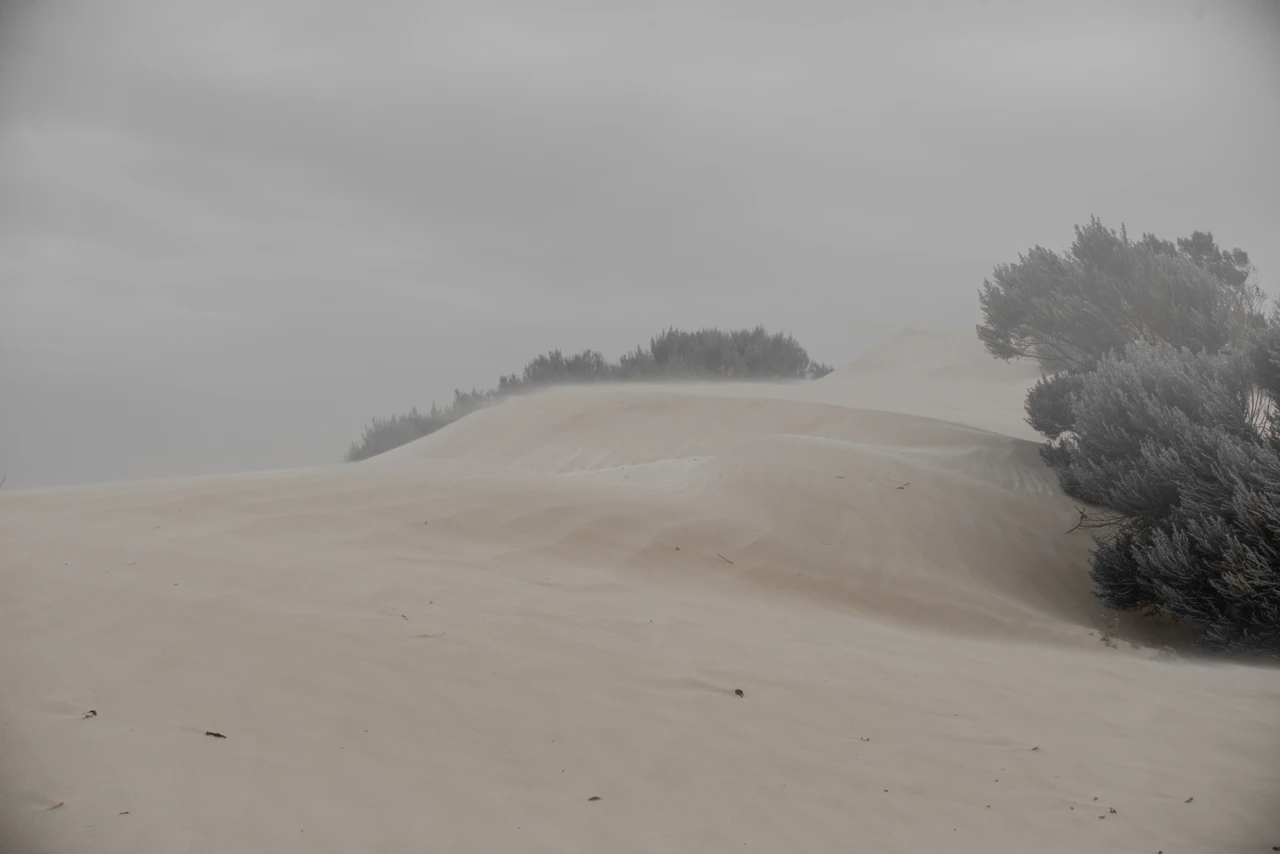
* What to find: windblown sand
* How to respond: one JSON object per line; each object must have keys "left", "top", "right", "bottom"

{"left": 2, "top": 330, "right": 1277, "bottom": 853}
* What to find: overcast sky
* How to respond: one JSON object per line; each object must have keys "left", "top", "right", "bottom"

{"left": 1, "top": 0, "right": 1277, "bottom": 488}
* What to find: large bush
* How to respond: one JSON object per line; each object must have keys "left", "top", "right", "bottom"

{"left": 346, "top": 325, "right": 829, "bottom": 462}
{"left": 979, "top": 218, "right": 1278, "bottom": 652}
{"left": 1066, "top": 344, "right": 1279, "bottom": 651}
{"left": 978, "top": 217, "right": 1261, "bottom": 374}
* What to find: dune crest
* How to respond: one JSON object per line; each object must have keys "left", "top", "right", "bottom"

{"left": 2, "top": 328, "right": 1277, "bottom": 854}
{"left": 815, "top": 328, "right": 1046, "bottom": 439}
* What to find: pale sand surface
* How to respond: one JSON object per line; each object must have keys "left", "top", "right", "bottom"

{"left": 2, "top": 330, "right": 1277, "bottom": 853}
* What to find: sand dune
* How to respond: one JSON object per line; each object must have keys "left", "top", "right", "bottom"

{"left": 2, "top": 330, "right": 1278, "bottom": 853}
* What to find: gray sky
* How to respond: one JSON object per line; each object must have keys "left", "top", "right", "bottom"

{"left": 1, "top": 0, "right": 1278, "bottom": 488}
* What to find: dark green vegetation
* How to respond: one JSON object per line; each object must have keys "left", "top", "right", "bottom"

{"left": 346, "top": 326, "right": 833, "bottom": 463}
{"left": 980, "top": 218, "right": 1279, "bottom": 652}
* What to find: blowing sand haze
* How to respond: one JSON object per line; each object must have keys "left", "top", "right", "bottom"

{"left": 1, "top": 331, "right": 1277, "bottom": 853}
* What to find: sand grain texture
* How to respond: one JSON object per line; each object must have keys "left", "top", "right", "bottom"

{"left": 2, "top": 330, "right": 1277, "bottom": 853}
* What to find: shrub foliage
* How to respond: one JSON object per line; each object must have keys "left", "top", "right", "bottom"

{"left": 977, "top": 217, "right": 1261, "bottom": 373}
{"left": 346, "top": 326, "right": 828, "bottom": 463}
{"left": 979, "top": 218, "right": 1279, "bottom": 652}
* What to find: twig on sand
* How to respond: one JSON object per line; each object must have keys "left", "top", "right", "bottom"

{"left": 716, "top": 553, "right": 734, "bottom": 565}
{"left": 415, "top": 632, "right": 446, "bottom": 638}
{"left": 205, "top": 731, "right": 226, "bottom": 739}
{"left": 46, "top": 802, "right": 64, "bottom": 811}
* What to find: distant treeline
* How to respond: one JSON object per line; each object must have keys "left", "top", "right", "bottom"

{"left": 346, "top": 326, "right": 834, "bottom": 462}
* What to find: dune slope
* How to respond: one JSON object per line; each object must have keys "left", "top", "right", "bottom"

{"left": 2, "top": 329, "right": 1277, "bottom": 854}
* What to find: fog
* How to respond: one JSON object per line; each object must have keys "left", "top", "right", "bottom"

{"left": 1, "top": 0, "right": 1277, "bottom": 488}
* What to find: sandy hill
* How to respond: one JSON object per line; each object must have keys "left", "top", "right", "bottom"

{"left": 816, "top": 328, "right": 1046, "bottom": 439}
{"left": 2, "top": 329, "right": 1277, "bottom": 853}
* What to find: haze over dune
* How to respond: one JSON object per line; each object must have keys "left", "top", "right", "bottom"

{"left": 2, "top": 330, "right": 1277, "bottom": 853}
{"left": 3, "top": 0, "right": 1278, "bottom": 490}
